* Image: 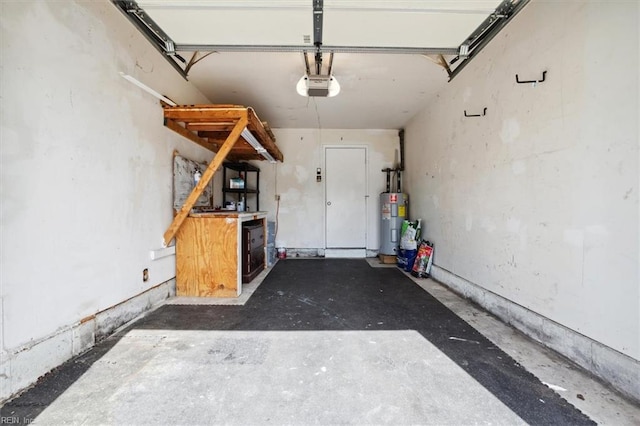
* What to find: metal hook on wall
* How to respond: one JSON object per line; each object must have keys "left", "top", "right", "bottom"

{"left": 464, "top": 107, "right": 487, "bottom": 117}
{"left": 516, "top": 70, "right": 547, "bottom": 85}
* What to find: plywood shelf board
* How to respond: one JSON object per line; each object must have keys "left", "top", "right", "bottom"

{"left": 162, "top": 104, "right": 283, "bottom": 162}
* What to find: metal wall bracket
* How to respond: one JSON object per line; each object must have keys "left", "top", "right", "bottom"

{"left": 516, "top": 70, "right": 547, "bottom": 85}
{"left": 448, "top": 0, "right": 531, "bottom": 81}
{"left": 111, "top": 0, "right": 187, "bottom": 80}
{"left": 464, "top": 108, "right": 487, "bottom": 117}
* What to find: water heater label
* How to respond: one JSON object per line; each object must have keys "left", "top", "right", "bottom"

{"left": 398, "top": 205, "right": 406, "bottom": 217}
{"left": 390, "top": 194, "right": 398, "bottom": 203}
{"left": 382, "top": 203, "right": 391, "bottom": 220}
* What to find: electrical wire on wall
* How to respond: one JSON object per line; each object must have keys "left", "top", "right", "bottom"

{"left": 312, "top": 97, "right": 323, "bottom": 181}
{"left": 274, "top": 162, "right": 279, "bottom": 242}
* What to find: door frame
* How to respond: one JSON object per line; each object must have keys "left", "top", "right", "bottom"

{"left": 323, "top": 145, "right": 369, "bottom": 256}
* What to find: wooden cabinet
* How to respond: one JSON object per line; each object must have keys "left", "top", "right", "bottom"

{"left": 176, "top": 212, "right": 266, "bottom": 297}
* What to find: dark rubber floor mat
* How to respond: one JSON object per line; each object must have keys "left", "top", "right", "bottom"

{"left": 2, "top": 259, "right": 594, "bottom": 425}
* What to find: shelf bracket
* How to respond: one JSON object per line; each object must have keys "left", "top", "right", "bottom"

{"left": 516, "top": 70, "right": 547, "bottom": 85}
{"left": 464, "top": 108, "right": 487, "bottom": 117}
{"left": 163, "top": 114, "right": 248, "bottom": 246}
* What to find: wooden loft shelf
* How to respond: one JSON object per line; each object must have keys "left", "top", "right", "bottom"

{"left": 161, "top": 104, "right": 283, "bottom": 246}
{"left": 162, "top": 104, "right": 283, "bottom": 162}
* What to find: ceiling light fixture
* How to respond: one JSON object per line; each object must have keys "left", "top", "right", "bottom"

{"left": 296, "top": 74, "right": 340, "bottom": 97}
{"left": 241, "top": 128, "right": 276, "bottom": 163}
{"left": 296, "top": 47, "right": 340, "bottom": 97}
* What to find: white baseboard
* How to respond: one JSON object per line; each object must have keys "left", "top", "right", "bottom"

{"left": 366, "top": 249, "right": 379, "bottom": 258}
{"left": 430, "top": 264, "right": 640, "bottom": 402}
{"left": 0, "top": 279, "right": 175, "bottom": 403}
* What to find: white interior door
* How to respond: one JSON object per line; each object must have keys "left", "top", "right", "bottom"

{"left": 325, "top": 147, "right": 367, "bottom": 250}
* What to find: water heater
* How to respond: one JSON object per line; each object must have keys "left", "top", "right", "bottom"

{"left": 379, "top": 192, "right": 408, "bottom": 255}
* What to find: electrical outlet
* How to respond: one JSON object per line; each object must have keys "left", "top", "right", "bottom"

{"left": 275, "top": 194, "right": 281, "bottom": 201}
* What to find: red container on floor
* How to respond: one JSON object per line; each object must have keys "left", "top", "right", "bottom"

{"left": 277, "top": 247, "right": 287, "bottom": 259}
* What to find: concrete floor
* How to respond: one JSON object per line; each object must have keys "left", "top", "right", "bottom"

{"left": 370, "top": 259, "right": 640, "bottom": 425}
{"left": 3, "top": 259, "right": 639, "bottom": 425}
{"left": 31, "top": 330, "right": 528, "bottom": 425}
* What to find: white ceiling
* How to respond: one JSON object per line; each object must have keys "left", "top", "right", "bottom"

{"left": 125, "top": 0, "right": 512, "bottom": 129}
{"left": 184, "top": 52, "right": 448, "bottom": 129}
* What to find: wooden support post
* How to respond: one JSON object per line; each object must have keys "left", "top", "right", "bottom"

{"left": 163, "top": 114, "right": 249, "bottom": 246}
{"left": 437, "top": 54, "right": 453, "bottom": 77}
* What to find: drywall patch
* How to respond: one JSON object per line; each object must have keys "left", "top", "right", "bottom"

{"left": 500, "top": 119, "right": 521, "bottom": 144}
{"left": 279, "top": 164, "right": 294, "bottom": 176}
{"left": 432, "top": 195, "right": 440, "bottom": 209}
{"left": 465, "top": 214, "right": 473, "bottom": 231}
{"left": 519, "top": 226, "right": 528, "bottom": 250}
{"left": 462, "top": 87, "right": 473, "bottom": 103}
{"left": 563, "top": 229, "right": 584, "bottom": 247}
{"left": 506, "top": 217, "right": 521, "bottom": 234}
{"left": 511, "top": 160, "right": 526, "bottom": 175}
{"left": 480, "top": 217, "right": 497, "bottom": 233}
{"left": 585, "top": 225, "right": 609, "bottom": 236}
{"left": 294, "top": 165, "right": 309, "bottom": 184}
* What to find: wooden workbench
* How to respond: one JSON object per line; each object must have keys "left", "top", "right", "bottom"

{"left": 175, "top": 211, "right": 267, "bottom": 298}
{"left": 161, "top": 104, "right": 281, "bottom": 298}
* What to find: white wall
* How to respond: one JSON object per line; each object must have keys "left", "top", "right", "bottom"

{"left": 0, "top": 0, "right": 213, "bottom": 398}
{"left": 253, "top": 129, "right": 399, "bottom": 252}
{"left": 404, "top": 0, "right": 639, "bottom": 360}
